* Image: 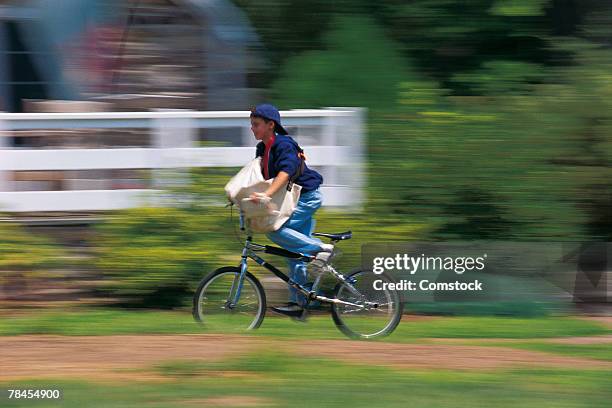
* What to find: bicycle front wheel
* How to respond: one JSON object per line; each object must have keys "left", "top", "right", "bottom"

{"left": 331, "top": 270, "right": 403, "bottom": 339}
{"left": 193, "top": 266, "right": 266, "bottom": 331}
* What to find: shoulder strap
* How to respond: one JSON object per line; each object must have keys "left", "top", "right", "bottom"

{"left": 287, "top": 145, "right": 306, "bottom": 192}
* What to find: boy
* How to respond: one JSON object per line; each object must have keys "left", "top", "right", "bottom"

{"left": 249, "top": 104, "right": 333, "bottom": 317}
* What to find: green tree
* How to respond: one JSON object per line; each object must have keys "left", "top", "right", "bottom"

{"left": 272, "top": 15, "right": 409, "bottom": 110}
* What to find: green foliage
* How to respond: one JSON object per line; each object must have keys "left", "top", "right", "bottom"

{"left": 96, "top": 205, "right": 226, "bottom": 308}
{"left": 272, "top": 15, "right": 409, "bottom": 110}
{"left": 383, "top": 0, "right": 556, "bottom": 86}
{"left": 232, "top": 0, "right": 336, "bottom": 69}
{"left": 0, "top": 220, "right": 62, "bottom": 272}
{"left": 94, "top": 168, "right": 235, "bottom": 308}
{"left": 365, "top": 37, "right": 612, "bottom": 240}
{"left": 489, "top": 0, "right": 549, "bottom": 17}
{"left": 450, "top": 60, "right": 545, "bottom": 95}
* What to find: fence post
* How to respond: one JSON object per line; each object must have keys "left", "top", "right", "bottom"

{"left": 242, "top": 124, "right": 255, "bottom": 148}
{"left": 348, "top": 107, "right": 366, "bottom": 210}
{"left": 151, "top": 110, "right": 197, "bottom": 205}
{"left": 322, "top": 109, "right": 340, "bottom": 206}
{"left": 324, "top": 107, "right": 366, "bottom": 210}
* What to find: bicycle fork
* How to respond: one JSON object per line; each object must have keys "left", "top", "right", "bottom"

{"left": 226, "top": 248, "right": 250, "bottom": 309}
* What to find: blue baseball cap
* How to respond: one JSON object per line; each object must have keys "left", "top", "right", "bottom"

{"left": 250, "top": 103, "right": 288, "bottom": 135}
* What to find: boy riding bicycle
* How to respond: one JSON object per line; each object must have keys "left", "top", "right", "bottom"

{"left": 247, "top": 104, "right": 333, "bottom": 317}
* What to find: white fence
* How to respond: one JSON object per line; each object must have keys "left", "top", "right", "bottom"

{"left": 0, "top": 108, "right": 365, "bottom": 212}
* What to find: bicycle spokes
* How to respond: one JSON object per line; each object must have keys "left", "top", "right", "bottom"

{"left": 331, "top": 270, "right": 403, "bottom": 339}
{"left": 194, "top": 269, "right": 265, "bottom": 331}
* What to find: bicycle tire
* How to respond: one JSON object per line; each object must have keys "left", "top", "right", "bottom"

{"left": 331, "top": 269, "right": 404, "bottom": 339}
{"left": 193, "top": 266, "right": 266, "bottom": 331}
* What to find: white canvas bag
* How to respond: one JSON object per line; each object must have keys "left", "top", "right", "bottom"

{"left": 224, "top": 157, "right": 301, "bottom": 232}
{"left": 224, "top": 157, "right": 265, "bottom": 203}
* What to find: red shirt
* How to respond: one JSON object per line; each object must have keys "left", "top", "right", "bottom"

{"left": 262, "top": 134, "right": 276, "bottom": 179}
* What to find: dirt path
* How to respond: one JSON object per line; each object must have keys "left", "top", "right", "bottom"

{"left": 546, "top": 333, "right": 612, "bottom": 345}
{"left": 1, "top": 334, "right": 611, "bottom": 382}
{"left": 427, "top": 333, "right": 612, "bottom": 345}
{"left": 0, "top": 334, "right": 265, "bottom": 382}
{"left": 290, "top": 340, "right": 612, "bottom": 371}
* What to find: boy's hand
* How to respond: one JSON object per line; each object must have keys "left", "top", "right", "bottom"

{"left": 249, "top": 192, "right": 270, "bottom": 204}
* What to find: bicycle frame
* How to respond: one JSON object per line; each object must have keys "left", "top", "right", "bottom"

{"left": 226, "top": 209, "right": 367, "bottom": 310}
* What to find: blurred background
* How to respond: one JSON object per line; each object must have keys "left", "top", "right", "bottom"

{"left": 0, "top": 0, "right": 608, "bottom": 311}
{"left": 0, "top": 1, "right": 610, "bottom": 407}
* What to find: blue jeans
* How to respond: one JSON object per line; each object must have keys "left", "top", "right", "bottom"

{"left": 266, "top": 188, "right": 324, "bottom": 306}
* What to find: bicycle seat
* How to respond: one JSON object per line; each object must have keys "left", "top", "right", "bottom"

{"left": 312, "top": 230, "right": 352, "bottom": 241}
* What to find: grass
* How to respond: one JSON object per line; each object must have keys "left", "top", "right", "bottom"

{"left": 459, "top": 341, "right": 612, "bottom": 362}
{"left": 515, "top": 342, "right": 612, "bottom": 362}
{"left": 0, "top": 308, "right": 610, "bottom": 341}
{"left": 387, "top": 315, "right": 611, "bottom": 339}
{"left": 0, "top": 309, "right": 199, "bottom": 336}
{"left": 1, "top": 350, "right": 610, "bottom": 408}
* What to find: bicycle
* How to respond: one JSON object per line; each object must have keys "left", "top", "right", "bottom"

{"left": 192, "top": 203, "right": 404, "bottom": 339}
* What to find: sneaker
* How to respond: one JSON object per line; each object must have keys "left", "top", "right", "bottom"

{"left": 314, "top": 251, "right": 333, "bottom": 263}
{"left": 270, "top": 302, "right": 304, "bottom": 318}
{"left": 320, "top": 243, "right": 334, "bottom": 252}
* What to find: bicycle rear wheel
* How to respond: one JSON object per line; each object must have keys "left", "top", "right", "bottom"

{"left": 193, "top": 266, "right": 266, "bottom": 331}
{"left": 331, "top": 270, "right": 403, "bottom": 339}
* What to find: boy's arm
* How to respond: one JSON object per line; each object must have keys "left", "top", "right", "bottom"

{"left": 265, "top": 171, "right": 290, "bottom": 196}
{"left": 249, "top": 171, "right": 289, "bottom": 202}
{"left": 250, "top": 141, "right": 298, "bottom": 202}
